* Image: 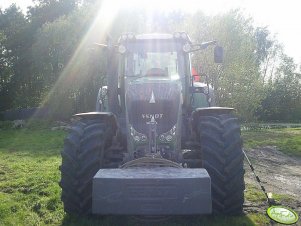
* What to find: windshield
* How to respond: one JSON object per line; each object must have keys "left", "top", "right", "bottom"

{"left": 124, "top": 41, "right": 182, "bottom": 79}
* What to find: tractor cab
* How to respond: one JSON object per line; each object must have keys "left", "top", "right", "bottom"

{"left": 118, "top": 33, "right": 189, "bottom": 80}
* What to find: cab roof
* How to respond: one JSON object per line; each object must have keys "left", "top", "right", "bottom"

{"left": 118, "top": 32, "right": 192, "bottom": 43}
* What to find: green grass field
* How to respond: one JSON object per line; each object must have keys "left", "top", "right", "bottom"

{"left": 0, "top": 122, "right": 300, "bottom": 226}
{"left": 242, "top": 127, "right": 301, "bottom": 157}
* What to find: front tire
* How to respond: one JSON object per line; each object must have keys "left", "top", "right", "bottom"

{"left": 59, "top": 119, "right": 117, "bottom": 215}
{"left": 196, "top": 113, "right": 245, "bottom": 214}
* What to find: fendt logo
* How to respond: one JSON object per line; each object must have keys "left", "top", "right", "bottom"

{"left": 142, "top": 114, "right": 163, "bottom": 119}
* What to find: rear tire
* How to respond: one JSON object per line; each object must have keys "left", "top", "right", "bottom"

{"left": 59, "top": 119, "right": 121, "bottom": 215}
{"left": 195, "top": 113, "right": 245, "bottom": 214}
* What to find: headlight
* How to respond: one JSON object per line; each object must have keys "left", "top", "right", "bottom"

{"left": 127, "top": 33, "right": 135, "bottom": 39}
{"left": 181, "top": 33, "right": 187, "bottom": 39}
{"left": 118, "top": 45, "right": 126, "bottom": 54}
{"left": 130, "top": 126, "right": 147, "bottom": 142}
{"left": 174, "top": 32, "right": 189, "bottom": 41}
{"left": 120, "top": 33, "right": 135, "bottom": 42}
{"left": 100, "top": 86, "right": 108, "bottom": 96}
{"left": 121, "top": 34, "right": 127, "bottom": 40}
{"left": 174, "top": 32, "right": 181, "bottom": 39}
{"left": 166, "top": 135, "right": 172, "bottom": 142}
{"left": 183, "top": 43, "right": 192, "bottom": 52}
{"left": 134, "top": 136, "right": 140, "bottom": 142}
{"left": 159, "top": 125, "right": 176, "bottom": 142}
{"left": 203, "top": 86, "right": 209, "bottom": 95}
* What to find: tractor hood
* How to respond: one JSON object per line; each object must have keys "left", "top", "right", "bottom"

{"left": 125, "top": 80, "right": 182, "bottom": 136}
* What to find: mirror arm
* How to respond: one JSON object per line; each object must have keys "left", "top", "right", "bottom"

{"left": 188, "top": 41, "right": 218, "bottom": 53}
{"left": 94, "top": 43, "right": 108, "bottom": 48}
{"left": 93, "top": 43, "right": 119, "bottom": 54}
{"left": 193, "top": 41, "right": 217, "bottom": 49}
{"left": 188, "top": 47, "right": 202, "bottom": 53}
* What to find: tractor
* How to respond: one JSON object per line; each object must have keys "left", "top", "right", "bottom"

{"left": 60, "top": 32, "right": 244, "bottom": 216}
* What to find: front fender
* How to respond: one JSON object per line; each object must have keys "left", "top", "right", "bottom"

{"left": 74, "top": 112, "right": 118, "bottom": 131}
{"left": 192, "top": 107, "right": 234, "bottom": 120}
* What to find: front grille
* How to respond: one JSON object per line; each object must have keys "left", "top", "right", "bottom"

{"left": 126, "top": 83, "right": 180, "bottom": 135}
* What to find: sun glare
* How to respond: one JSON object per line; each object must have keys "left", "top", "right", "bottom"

{"left": 97, "top": 0, "right": 121, "bottom": 27}
{"left": 39, "top": 0, "right": 202, "bottom": 114}
{"left": 37, "top": 0, "right": 120, "bottom": 114}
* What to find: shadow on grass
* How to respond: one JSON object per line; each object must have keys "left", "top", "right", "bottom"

{"left": 61, "top": 214, "right": 257, "bottom": 226}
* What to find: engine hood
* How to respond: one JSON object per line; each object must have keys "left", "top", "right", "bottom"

{"left": 125, "top": 81, "right": 182, "bottom": 135}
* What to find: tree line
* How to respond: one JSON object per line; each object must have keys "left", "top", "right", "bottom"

{"left": 0, "top": 0, "right": 300, "bottom": 122}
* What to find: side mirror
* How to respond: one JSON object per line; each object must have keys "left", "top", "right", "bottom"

{"left": 214, "top": 46, "right": 223, "bottom": 63}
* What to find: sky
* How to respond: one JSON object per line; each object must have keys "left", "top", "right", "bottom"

{"left": 1, "top": 0, "right": 301, "bottom": 64}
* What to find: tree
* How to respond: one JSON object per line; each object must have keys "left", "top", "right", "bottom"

{"left": 28, "top": 0, "right": 79, "bottom": 26}
{"left": 257, "top": 54, "right": 301, "bottom": 122}
{"left": 32, "top": 5, "right": 107, "bottom": 117}
{"left": 0, "top": 31, "right": 14, "bottom": 110}
{"left": 183, "top": 10, "right": 265, "bottom": 121}
{"left": 0, "top": 5, "right": 31, "bottom": 110}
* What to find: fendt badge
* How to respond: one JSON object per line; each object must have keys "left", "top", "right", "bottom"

{"left": 142, "top": 114, "right": 163, "bottom": 119}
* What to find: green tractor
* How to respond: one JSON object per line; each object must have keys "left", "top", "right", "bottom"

{"left": 60, "top": 32, "right": 244, "bottom": 215}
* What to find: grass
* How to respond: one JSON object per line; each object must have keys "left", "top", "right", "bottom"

{"left": 245, "top": 184, "right": 293, "bottom": 204}
{"left": 242, "top": 127, "right": 301, "bottom": 157}
{"left": 0, "top": 122, "right": 300, "bottom": 225}
{"left": 0, "top": 123, "right": 65, "bottom": 226}
{"left": 244, "top": 184, "right": 267, "bottom": 203}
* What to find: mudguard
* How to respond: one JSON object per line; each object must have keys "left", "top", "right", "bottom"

{"left": 74, "top": 112, "right": 118, "bottom": 131}
{"left": 192, "top": 107, "right": 233, "bottom": 118}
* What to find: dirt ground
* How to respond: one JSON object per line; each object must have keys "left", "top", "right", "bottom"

{"left": 243, "top": 146, "right": 301, "bottom": 216}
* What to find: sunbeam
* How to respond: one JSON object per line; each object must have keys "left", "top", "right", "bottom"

{"left": 33, "top": 0, "right": 121, "bottom": 120}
